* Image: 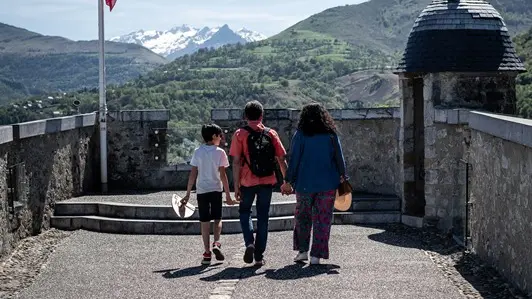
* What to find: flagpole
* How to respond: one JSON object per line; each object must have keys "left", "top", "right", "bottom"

{"left": 98, "top": 0, "right": 108, "bottom": 193}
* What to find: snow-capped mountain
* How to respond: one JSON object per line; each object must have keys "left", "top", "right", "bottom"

{"left": 111, "top": 24, "right": 267, "bottom": 60}
{"left": 235, "top": 28, "right": 267, "bottom": 42}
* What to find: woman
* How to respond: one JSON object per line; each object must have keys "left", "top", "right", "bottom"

{"left": 281, "top": 103, "right": 347, "bottom": 265}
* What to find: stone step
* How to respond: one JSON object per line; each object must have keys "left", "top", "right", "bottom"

{"left": 51, "top": 211, "right": 401, "bottom": 235}
{"left": 352, "top": 197, "right": 400, "bottom": 211}
{"left": 54, "top": 197, "right": 400, "bottom": 221}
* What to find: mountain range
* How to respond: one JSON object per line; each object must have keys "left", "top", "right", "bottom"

{"left": 0, "top": 22, "right": 166, "bottom": 103}
{"left": 1, "top": 0, "right": 532, "bottom": 125}
{"left": 111, "top": 24, "right": 266, "bottom": 60}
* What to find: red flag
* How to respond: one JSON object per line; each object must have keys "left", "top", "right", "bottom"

{"left": 106, "top": 0, "right": 117, "bottom": 11}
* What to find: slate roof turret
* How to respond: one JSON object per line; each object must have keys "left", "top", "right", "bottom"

{"left": 396, "top": 0, "right": 525, "bottom": 73}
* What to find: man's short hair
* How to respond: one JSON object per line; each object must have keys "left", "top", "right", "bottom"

{"left": 201, "top": 123, "right": 223, "bottom": 142}
{"left": 244, "top": 100, "right": 264, "bottom": 121}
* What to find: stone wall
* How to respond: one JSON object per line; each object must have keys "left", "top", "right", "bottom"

{"left": 399, "top": 71, "right": 520, "bottom": 220}
{"left": 0, "top": 109, "right": 171, "bottom": 257}
{"left": 210, "top": 108, "right": 401, "bottom": 196}
{"left": 424, "top": 109, "right": 471, "bottom": 233}
{"left": 399, "top": 70, "right": 531, "bottom": 294}
{"left": 468, "top": 112, "right": 532, "bottom": 296}
{"left": 425, "top": 72, "right": 518, "bottom": 114}
{"left": 0, "top": 114, "right": 97, "bottom": 257}
{"left": 107, "top": 110, "right": 170, "bottom": 190}
{"left": 398, "top": 75, "right": 424, "bottom": 216}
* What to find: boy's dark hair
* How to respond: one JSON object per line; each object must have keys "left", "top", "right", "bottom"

{"left": 244, "top": 100, "right": 264, "bottom": 121}
{"left": 201, "top": 123, "right": 223, "bottom": 142}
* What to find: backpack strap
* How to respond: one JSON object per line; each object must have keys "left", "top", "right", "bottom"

{"left": 241, "top": 126, "right": 253, "bottom": 167}
{"left": 243, "top": 125, "right": 270, "bottom": 135}
{"left": 242, "top": 125, "right": 254, "bottom": 134}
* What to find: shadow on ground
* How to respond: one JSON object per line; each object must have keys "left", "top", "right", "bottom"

{"left": 199, "top": 263, "right": 340, "bottom": 282}
{"left": 154, "top": 263, "right": 223, "bottom": 279}
{"left": 264, "top": 263, "right": 340, "bottom": 280}
{"left": 200, "top": 266, "right": 265, "bottom": 281}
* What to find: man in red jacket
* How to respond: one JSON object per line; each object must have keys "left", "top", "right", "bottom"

{"left": 229, "top": 100, "right": 287, "bottom": 267}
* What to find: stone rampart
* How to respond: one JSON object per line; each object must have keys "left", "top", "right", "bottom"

{"left": 0, "top": 114, "right": 96, "bottom": 256}
{"left": 106, "top": 110, "right": 170, "bottom": 190}
{"left": 0, "top": 110, "right": 170, "bottom": 257}
{"left": 468, "top": 112, "right": 532, "bottom": 296}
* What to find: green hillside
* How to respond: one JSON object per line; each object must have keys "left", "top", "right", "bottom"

{"left": 0, "top": 23, "right": 167, "bottom": 104}
{"left": 275, "top": 0, "right": 532, "bottom": 54}
{"left": 3, "top": 0, "right": 531, "bottom": 121}
{"left": 1, "top": 38, "right": 394, "bottom": 117}
{"left": 0, "top": 38, "right": 397, "bottom": 162}
{"left": 515, "top": 27, "right": 532, "bottom": 118}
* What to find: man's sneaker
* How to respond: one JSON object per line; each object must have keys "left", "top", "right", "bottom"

{"left": 294, "top": 251, "right": 308, "bottom": 263}
{"left": 254, "top": 259, "right": 266, "bottom": 267}
{"left": 212, "top": 242, "right": 225, "bottom": 261}
{"left": 201, "top": 252, "right": 212, "bottom": 265}
{"left": 243, "top": 244, "right": 255, "bottom": 264}
{"left": 310, "top": 256, "right": 320, "bottom": 265}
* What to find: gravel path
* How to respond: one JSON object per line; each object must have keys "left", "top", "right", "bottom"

{"left": 0, "top": 229, "right": 72, "bottom": 299}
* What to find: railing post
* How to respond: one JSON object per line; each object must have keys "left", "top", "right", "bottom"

{"left": 458, "top": 158, "right": 472, "bottom": 249}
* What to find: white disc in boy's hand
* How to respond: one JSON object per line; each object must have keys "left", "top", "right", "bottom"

{"left": 172, "top": 194, "right": 195, "bottom": 219}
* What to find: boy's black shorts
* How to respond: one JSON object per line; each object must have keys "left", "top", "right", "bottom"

{"left": 197, "top": 191, "right": 223, "bottom": 222}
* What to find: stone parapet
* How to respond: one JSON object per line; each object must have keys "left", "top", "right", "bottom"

{"left": 469, "top": 124, "right": 532, "bottom": 295}
{"left": 0, "top": 109, "right": 170, "bottom": 258}
{"left": 469, "top": 112, "right": 532, "bottom": 148}
{"left": 106, "top": 110, "right": 170, "bottom": 190}
{"left": 333, "top": 108, "right": 400, "bottom": 120}
{"left": 12, "top": 113, "right": 96, "bottom": 140}
{"left": 0, "top": 126, "right": 13, "bottom": 145}
{"left": 211, "top": 108, "right": 400, "bottom": 121}
{"left": 433, "top": 109, "right": 471, "bottom": 125}
{"left": 108, "top": 110, "right": 170, "bottom": 122}
{"left": 0, "top": 120, "right": 96, "bottom": 258}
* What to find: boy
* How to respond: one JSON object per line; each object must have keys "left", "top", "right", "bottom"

{"left": 230, "top": 100, "right": 288, "bottom": 266}
{"left": 181, "top": 123, "right": 235, "bottom": 265}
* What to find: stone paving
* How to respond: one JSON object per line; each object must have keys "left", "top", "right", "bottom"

{"left": 11, "top": 225, "right": 469, "bottom": 299}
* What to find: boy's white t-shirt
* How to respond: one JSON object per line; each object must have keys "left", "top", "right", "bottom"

{"left": 190, "top": 144, "right": 230, "bottom": 194}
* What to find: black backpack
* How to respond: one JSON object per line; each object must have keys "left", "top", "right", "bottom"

{"left": 243, "top": 126, "right": 276, "bottom": 177}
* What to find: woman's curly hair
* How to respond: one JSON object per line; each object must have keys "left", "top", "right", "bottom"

{"left": 297, "top": 103, "right": 337, "bottom": 136}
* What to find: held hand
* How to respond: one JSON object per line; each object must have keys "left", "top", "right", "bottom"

{"left": 234, "top": 187, "right": 241, "bottom": 202}
{"left": 225, "top": 194, "right": 235, "bottom": 206}
{"left": 280, "top": 182, "right": 293, "bottom": 195}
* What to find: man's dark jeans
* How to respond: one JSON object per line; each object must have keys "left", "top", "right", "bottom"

{"left": 239, "top": 185, "right": 273, "bottom": 261}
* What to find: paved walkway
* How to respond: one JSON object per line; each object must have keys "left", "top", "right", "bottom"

{"left": 14, "top": 226, "right": 464, "bottom": 299}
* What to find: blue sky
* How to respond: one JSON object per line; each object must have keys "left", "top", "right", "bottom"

{"left": 1, "top": 0, "right": 367, "bottom": 40}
